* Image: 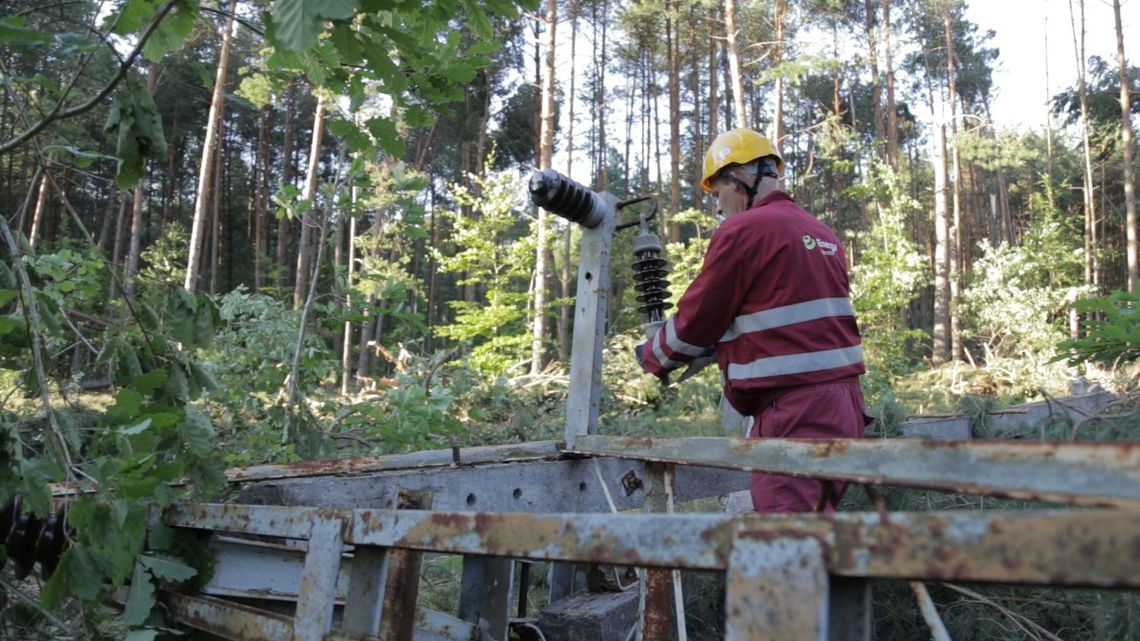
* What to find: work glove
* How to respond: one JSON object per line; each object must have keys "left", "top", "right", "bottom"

{"left": 675, "top": 346, "right": 717, "bottom": 383}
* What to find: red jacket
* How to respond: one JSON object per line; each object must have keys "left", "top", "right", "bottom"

{"left": 640, "top": 191, "right": 864, "bottom": 415}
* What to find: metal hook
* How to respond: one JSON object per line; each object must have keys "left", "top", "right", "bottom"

{"left": 615, "top": 195, "right": 658, "bottom": 231}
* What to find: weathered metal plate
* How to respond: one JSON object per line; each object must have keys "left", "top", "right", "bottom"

{"left": 571, "top": 435, "right": 1140, "bottom": 506}
{"left": 227, "top": 441, "right": 564, "bottom": 483}
{"left": 238, "top": 458, "right": 748, "bottom": 513}
{"left": 166, "top": 504, "right": 1140, "bottom": 587}
{"left": 725, "top": 536, "right": 828, "bottom": 641}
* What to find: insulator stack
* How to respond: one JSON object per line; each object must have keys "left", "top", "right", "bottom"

{"left": 528, "top": 169, "right": 606, "bottom": 229}
{"left": 632, "top": 230, "right": 672, "bottom": 323}
{"left": 1, "top": 494, "right": 69, "bottom": 579}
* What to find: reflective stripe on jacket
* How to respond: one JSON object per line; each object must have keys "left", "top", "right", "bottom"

{"left": 641, "top": 191, "right": 864, "bottom": 415}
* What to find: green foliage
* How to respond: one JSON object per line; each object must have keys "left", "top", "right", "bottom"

{"left": 1057, "top": 289, "right": 1140, "bottom": 367}
{"left": 848, "top": 163, "right": 929, "bottom": 377}
{"left": 434, "top": 164, "right": 536, "bottom": 374}
{"left": 103, "top": 79, "right": 168, "bottom": 190}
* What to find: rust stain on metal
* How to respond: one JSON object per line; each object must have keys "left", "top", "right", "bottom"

{"left": 641, "top": 569, "right": 673, "bottom": 640}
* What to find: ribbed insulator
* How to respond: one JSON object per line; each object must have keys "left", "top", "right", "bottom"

{"left": 1, "top": 494, "right": 69, "bottom": 579}
{"left": 632, "top": 232, "right": 672, "bottom": 322}
{"left": 528, "top": 169, "right": 605, "bottom": 229}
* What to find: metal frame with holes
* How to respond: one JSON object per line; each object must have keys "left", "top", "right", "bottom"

{"left": 150, "top": 174, "right": 1140, "bottom": 640}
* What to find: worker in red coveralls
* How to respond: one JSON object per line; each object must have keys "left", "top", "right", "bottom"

{"left": 637, "top": 128, "right": 870, "bottom": 513}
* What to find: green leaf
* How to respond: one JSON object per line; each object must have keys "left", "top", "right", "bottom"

{"left": 0, "top": 18, "right": 52, "bottom": 46}
{"left": 0, "top": 316, "right": 22, "bottom": 335}
{"left": 330, "top": 24, "right": 362, "bottom": 66}
{"left": 180, "top": 405, "right": 215, "bottom": 457}
{"left": 107, "top": 388, "right": 144, "bottom": 424}
{"left": 140, "top": 554, "right": 197, "bottom": 581}
{"left": 104, "top": 80, "right": 168, "bottom": 190}
{"left": 112, "top": 0, "right": 163, "bottom": 34}
{"left": 271, "top": 0, "right": 321, "bottom": 52}
{"left": 132, "top": 369, "right": 168, "bottom": 396}
{"left": 316, "top": 0, "right": 359, "bottom": 20}
{"left": 121, "top": 418, "right": 152, "bottom": 436}
{"left": 124, "top": 561, "right": 156, "bottom": 625}
{"left": 365, "top": 117, "right": 405, "bottom": 156}
{"left": 143, "top": 0, "right": 199, "bottom": 61}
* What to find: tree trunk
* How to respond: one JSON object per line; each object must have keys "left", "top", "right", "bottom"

{"left": 944, "top": 12, "right": 962, "bottom": 361}
{"left": 277, "top": 84, "right": 298, "bottom": 293}
{"left": 667, "top": 2, "right": 682, "bottom": 242}
{"left": 594, "top": 0, "right": 610, "bottom": 190}
{"left": 1114, "top": 0, "right": 1138, "bottom": 292}
{"left": 184, "top": 8, "right": 235, "bottom": 292}
{"left": 340, "top": 191, "right": 357, "bottom": 395}
{"left": 209, "top": 119, "right": 226, "bottom": 295}
{"left": 866, "top": 0, "right": 884, "bottom": 157}
{"left": 933, "top": 124, "right": 951, "bottom": 366}
{"left": 532, "top": 0, "right": 557, "bottom": 376}
{"left": 882, "top": 0, "right": 899, "bottom": 167}
{"left": 724, "top": 0, "right": 746, "bottom": 128}
{"left": 293, "top": 94, "right": 327, "bottom": 309}
{"left": 125, "top": 62, "right": 155, "bottom": 300}
{"left": 28, "top": 160, "right": 51, "bottom": 249}
{"left": 108, "top": 196, "right": 130, "bottom": 301}
{"left": 559, "top": 0, "right": 579, "bottom": 362}
{"left": 1069, "top": 0, "right": 1098, "bottom": 290}
{"left": 768, "top": 0, "right": 787, "bottom": 144}
{"left": 254, "top": 104, "right": 271, "bottom": 292}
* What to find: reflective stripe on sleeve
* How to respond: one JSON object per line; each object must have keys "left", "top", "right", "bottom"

{"left": 726, "top": 345, "right": 864, "bottom": 381}
{"left": 665, "top": 315, "right": 709, "bottom": 357}
{"left": 720, "top": 297, "right": 854, "bottom": 342}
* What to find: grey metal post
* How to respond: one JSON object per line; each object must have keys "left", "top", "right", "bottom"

{"left": 527, "top": 169, "right": 617, "bottom": 449}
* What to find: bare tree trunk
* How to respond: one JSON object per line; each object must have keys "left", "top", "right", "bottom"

{"left": 596, "top": 0, "right": 610, "bottom": 190}
{"left": 95, "top": 189, "right": 117, "bottom": 252}
{"left": 532, "top": 0, "right": 557, "bottom": 375}
{"left": 724, "top": 0, "right": 746, "bottom": 128}
{"left": 1069, "top": 0, "right": 1098, "bottom": 290}
{"left": 277, "top": 84, "right": 298, "bottom": 292}
{"left": 1114, "top": 0, "right": 1138, "bottom": 292}
{"left": 108, "top": 196, "right": 130, "bottom": 301}
{"left": 254, "top": 104, "right": 271, "bottom": 292}
{"left": 124, "top": 66, "right": 160, "bottom": 298}
{"left": 768, "top": 0, "right": 787, "bottom": 144}
{"left": 667, "top": 1, "right": 682, "bottom": 242}
{"left": 341, "top": 199, "right": 357, "bottom": 395}
{"left": 933, "top": 123, "right": 951, "bottom": 366}
{"left": 866, "top": 0, "right": 884, "bottom": 157}
{"left": 559, "top": 0, "right": 579, "bottom": 362}
{"left": 28, "top": 159, "right": 51, "bottom": 249}
{"left": 185, "top": 8, "right": 235, "bottom": 292}
{"left": 883, "top": 0, "right": 899, "bottom": 167}
{"left": 945, "top": 12, "right": 962, "bottom": 361}
{"left": 209, "top": 121, "right": 226, "bottom": 294}
{"left": 293, "top": 94, "right": 327, "bottom": 309}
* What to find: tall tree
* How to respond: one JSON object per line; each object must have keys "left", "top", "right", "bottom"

{"left": 531, "top": 0, "right": 557, "bottom": 375}
{"left": 667, "top": 0, "right": 682, "bottom": 242}
{"left": 724, "top": 0, "right": 747, "bottom": 127}
{"left": 768, "top": 0, "right": 788, "bottom": 144}
{"left": 944, "top": 7, "right": 962, "bottom": 361}
{"left": 883, "top": 0, "right": 899, "bottom": 166}
{"left": 293, "top": 94, "right": 327, "bottom": 309}
{"left": 1114, "top": 0, "right": 1137, "bottom": 292}
{"left": 1069, "top": 0, "right": 1098, "bottom": 289}
{"left": 185, "top": 8, "right": 236, "bottom": 292}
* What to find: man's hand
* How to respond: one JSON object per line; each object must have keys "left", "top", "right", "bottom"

{"left": 675, "top": 346, "right": 716, "bottom": 383}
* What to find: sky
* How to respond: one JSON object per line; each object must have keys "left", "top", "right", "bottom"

{"left": 966, "top": 0, "right": 1136, "bottom": 130}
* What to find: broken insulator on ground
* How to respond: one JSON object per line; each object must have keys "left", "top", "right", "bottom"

{"left": 632, "top": 221, "right": 672, "bottom": 328}
{"left": 1, "top": 494, "right": 69, "bottom": 579}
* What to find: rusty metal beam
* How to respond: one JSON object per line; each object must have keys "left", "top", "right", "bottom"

{"left": 160, "top": 591, "right": 294, "bottom": 641}
{"left": 227, "top": 441, "right": 563, "bottom": 483}
{"left": 165, "top": 503, "right": 1140, "bottom": 587}
{"left": 725, "top": 536, "right": 829, "bottom": 641}
{"left": 571, "top": 435, "right": 1140, "bottom": 507}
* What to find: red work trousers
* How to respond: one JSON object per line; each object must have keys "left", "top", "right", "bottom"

{"left": 747, "top": 379, "right": 869, "bottom": 513}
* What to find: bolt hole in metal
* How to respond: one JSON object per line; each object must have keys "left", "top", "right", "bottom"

{"left": 579, "top": 482, "right": 588, "bottom": 492}
{"left": 466, "top": 493, "right": 476, "bottom": 506}
{"left": 585, "top": 272, "right": 593, "bottom": 281}
{"left": 513, "top": 488, "right": 523, "bottom": 500}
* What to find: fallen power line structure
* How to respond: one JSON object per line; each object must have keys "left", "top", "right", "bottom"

{"left": 146, "top": 171, "right": 1138, "bottom": 640}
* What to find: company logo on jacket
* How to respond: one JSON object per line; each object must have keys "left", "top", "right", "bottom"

{"left": 802, "top": 235, "right": 838, "bottom": 256}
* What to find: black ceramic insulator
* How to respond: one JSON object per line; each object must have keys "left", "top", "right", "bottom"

{"left": 528, "top": 169, "right": 605, "bottom": 229}
{"left": 632, "top": 232, "right": 672, "bottom": 323}
{"left": 1, "top": 494, "right": 70, "bottom": 579}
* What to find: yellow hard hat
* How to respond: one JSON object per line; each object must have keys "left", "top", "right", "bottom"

{"left": 700, "top": 128, "right": 784, "bottom": 192}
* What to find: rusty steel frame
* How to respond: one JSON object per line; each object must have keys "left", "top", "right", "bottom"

{"left": 166, "top": 503, "right": 1140, "bottom": 588}
{"left": 572, "top": 435, "right": 1140, "bottom": 507}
